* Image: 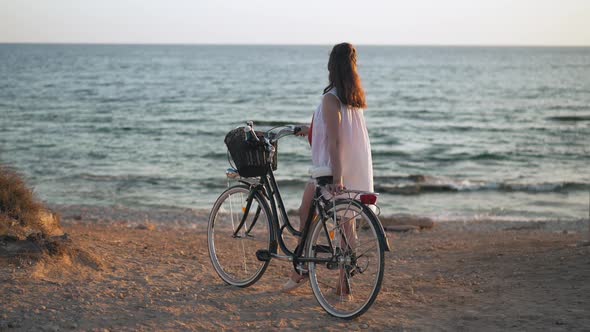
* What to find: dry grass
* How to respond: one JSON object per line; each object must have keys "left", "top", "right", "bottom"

{"left": 0, "top": 165, "right": 101, "bottom": 274}
{"left": 0, "top": 165, "right": 65, "bottom": 240}
{"left": 0, "top": 165, "right": 43, "bottom": 227}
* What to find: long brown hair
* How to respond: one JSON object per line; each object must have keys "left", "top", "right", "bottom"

{"left": 323, "top": 43, "right": 367, "bottom": 109}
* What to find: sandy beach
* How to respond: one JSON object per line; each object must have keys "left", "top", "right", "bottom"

{"left": 1, "top": 206, "right": 589, "bottom": 331}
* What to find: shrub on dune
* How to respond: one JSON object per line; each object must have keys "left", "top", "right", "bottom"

{"left": 0, "top": 165, "right": 63, "bottom": 240}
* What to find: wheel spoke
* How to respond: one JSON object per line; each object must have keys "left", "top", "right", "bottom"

{"left": 308, "top": 199, "right": 385, "bottom": 319}
{"left": 208, "top": 185, "right": 271, "bottom": 287}
{"left": 352, "top": 242, "right": 379, "bottom": 258}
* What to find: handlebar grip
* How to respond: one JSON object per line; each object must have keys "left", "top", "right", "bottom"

{"left": 293, "top": 126, "right": 302, "bottom": 134}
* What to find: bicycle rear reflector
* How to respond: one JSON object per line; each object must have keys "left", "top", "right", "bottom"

{"left": 360, "top": 194, "right": 378, "bottom": 205}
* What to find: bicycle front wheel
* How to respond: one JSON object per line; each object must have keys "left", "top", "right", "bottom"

{"left": 207, "top": 184, "right": 273, "bottom": 287}
{"left": 308, "top": 199, "right": 385, "bottom": 319}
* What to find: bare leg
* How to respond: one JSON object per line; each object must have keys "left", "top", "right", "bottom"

{"left": 298, "top": 182, "right": 315, "bottom": 231}
{"left": 289, "top": 182, "right": 315, "bottom": 281}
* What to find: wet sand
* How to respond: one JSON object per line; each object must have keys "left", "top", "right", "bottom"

{"left": 1, "top": 213, "right": 589, "bottom": 331}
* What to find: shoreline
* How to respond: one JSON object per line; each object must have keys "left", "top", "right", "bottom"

{"left": 50, "top": 204, "right": 590, "bottom": 235}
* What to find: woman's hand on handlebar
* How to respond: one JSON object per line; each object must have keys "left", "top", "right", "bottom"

{"left": 294, "top": 125, "right": 310, "bottom": 137}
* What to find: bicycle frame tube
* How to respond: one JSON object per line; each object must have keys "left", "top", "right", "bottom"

{"left": 244, "top": 205, "right": 262, "bottom": 234}
{"left": 293, "top": 192, "right": 319, "bottom": 259}
{"left": 265, "top": 170, "right": 301, "bottom": 236}
{"left": 229, "top": 167, "right": 342, "bottom": 265}
{"left": 262, "top": 170, "right": 296, "bottom": 256}
{"left": 225, "top": 169, "right": 295, "bottom": 254}
{"left": 231, "top": 184, "right": 259, "bottom": 238}
{"left": 263, "top": 171, "right": 335, "bottom": 265}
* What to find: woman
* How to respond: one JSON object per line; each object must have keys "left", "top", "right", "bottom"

{"left": 282, "top": 42, "right": 374, "bottom": 294}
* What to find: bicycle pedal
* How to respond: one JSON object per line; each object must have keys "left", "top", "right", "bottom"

{"left": 296, "top": 265, "right": 308, "bottom": 274}
{"left": 255, "top": 249, "right": 272, "bottom": 262}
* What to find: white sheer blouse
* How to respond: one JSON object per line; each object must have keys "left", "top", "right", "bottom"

{"left": 310, "top": 88, "right": 374, "bottom": 192}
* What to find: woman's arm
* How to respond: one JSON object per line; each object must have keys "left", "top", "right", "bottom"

{"left": 322, "top": 94, "right": 344, "bottom": 192}
{"left": 294, "top": 125, "right": 310, "bottom": 137}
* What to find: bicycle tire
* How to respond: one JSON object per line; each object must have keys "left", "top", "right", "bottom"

{"left": 307, "top": 199, "right": 385, "bottom": 319}
{"left": 207, "top": 184, "right": 274, "bottom": 287}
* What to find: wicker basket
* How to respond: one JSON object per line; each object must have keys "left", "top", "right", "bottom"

{"left": 224, "top": 127, "right": 277, "bottom": 177}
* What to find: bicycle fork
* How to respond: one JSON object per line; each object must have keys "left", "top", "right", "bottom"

{"left": 231, "top": 186, "right": 263, "bottom": 239}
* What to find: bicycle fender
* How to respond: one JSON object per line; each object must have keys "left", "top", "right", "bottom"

{"left": 335, "top": 199, "right": 391, "bottom": 252}
{"left": 361, "top": 204, "right": 391, "bottom": 252}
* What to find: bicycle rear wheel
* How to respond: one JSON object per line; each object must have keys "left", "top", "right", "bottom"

{"left": 307, "top": 199, "right": 385, "bottom": 319}
{"left": 207, "top": 184, "right": 273, "bottom": 287}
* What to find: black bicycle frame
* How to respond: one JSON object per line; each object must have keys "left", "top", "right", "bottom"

{"left": 262, "top": 168, "right": 311, "bottom": 258}
{"left": 231, "top": 165, "right": 348, "bottom": 266}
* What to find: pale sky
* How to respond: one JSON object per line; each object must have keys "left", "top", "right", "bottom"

{"left": 0, "top": 0, "right": 589, "bottom": 45}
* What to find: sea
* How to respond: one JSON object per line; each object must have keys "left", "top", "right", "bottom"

{"left": 1, "top": 44, "right": 589, "bottom": 223}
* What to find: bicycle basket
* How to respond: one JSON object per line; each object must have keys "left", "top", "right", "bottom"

{"left": 224, "top": 127, "right": 278, "bottom": 177}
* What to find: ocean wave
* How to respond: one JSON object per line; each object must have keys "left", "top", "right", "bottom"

{"left": 160, "top": 98, "right": 182, "bottom": 104}
{"left": 92, "top": 126, "right": 164, "bottom": 136}
{"left": 198, "top": 176, "right": 307, "bottom": 190}
{"left": 547, "top": 105, "right": 589, "bottom": 112}
{"left": 69, "top": 173, "right": 198, "bottom": 193}
{"left": 248, "top": 120, "right": 295, "bottom": 127}
{"left": 373, "top": 174, "right": 590, "bottom": 195}
{"left": 231, "top": 97, "right": 253, "bottom": 104}
{"left": 428, "top": 152, "right": 511, "bottom": 162}
{"left": 546, "top": 115, "right": 590, "bottom": 122}
{"left": 199, "top": 177, "right": 233, "bottom": 189}
{"left": 381, "top": 213, "right": 582, "bottom": 226}
{"left": 162, "top": 118, "right": 201, "bottom": 124}
{"left": 372, "top": 149, "right": 410, "bottom": 158}
{"left": 87, "top": 151, "right": 108, "bottom": 159}
{"left": 399, "top": 95, "right": 453, "bottom": 103}
{"left": 72, "top": 88, "right": 96, "bottom": 96}
{"left": 276, "top": 178, "right": 308, "bottom": 188}
{"left": 201, "top": 151, "right": 228, "bottom": 160}
{"left": 77, "top": 173, "right": 165, "bottom": 185}
{"left": 498, "top": 182, "right": 589, "bottom": 192}
{"left": 96, "top": 96, "right": 140, "bottom": 103}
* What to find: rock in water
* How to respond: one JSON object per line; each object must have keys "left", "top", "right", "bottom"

{"left": 383, "top": 225, "right": 421, "bottom": 233}
{"left": 380, "top": 214, "right": 435, "bottom": 229}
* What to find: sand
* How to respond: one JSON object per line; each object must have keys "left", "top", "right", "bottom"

{"left": 1, "top": 210, "right": 589, "bottom": 331}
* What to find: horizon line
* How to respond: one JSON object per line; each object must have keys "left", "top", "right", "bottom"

{"left": 1, "top": 41, "right": 590, "bottom": 48}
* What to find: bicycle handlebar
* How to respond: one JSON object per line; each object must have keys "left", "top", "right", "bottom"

{"left": 243, "top": 121, "right": 302, "bottom": 144}
{"left": 242, "top": 121, "right": 303, "bottom": 168}
{"left": 270, "top": 125, "right": 301, "bottom": 143}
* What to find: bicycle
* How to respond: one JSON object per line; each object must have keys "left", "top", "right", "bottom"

{"left": 207, "top": 122, "right": 390, "bottom": 319}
